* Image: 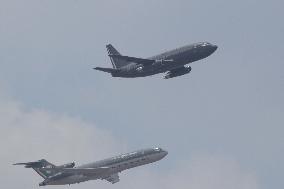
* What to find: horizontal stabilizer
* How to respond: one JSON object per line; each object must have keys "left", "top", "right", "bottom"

{"left": 94, "top": 67, "right": 117, "bottom": 73}
{"left": 13, "top": 159, "right": 54, "bottom": 168}
{"left": 14, "top": 162, "right": 42, "bottom": 168}
{"left": 42, "top": 167, "right": 110, "bottom": 176}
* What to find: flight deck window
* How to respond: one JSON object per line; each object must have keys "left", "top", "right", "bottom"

{"left": 154, "top": 147, "right": 161, "bottom": 152}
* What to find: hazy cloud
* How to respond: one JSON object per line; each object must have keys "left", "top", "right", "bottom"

{"left": 0, "top": 87, "right": 258, "bottom": 189}
{"left": 1, "top": 0, "right": 283, "bottom": 188}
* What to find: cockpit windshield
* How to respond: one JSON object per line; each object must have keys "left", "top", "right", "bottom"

{"left": 201, "top": 42, "right": 209, "bottom": 47}
{"left": 154, "top": 147, "right": 162, "bottom": 152}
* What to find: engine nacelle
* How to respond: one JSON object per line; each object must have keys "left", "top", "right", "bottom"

{"left": 164, "top": 66, "right": 191, "bottom": 79}
{"left": 57, "top": 162, "right": 75, "bottom": 168}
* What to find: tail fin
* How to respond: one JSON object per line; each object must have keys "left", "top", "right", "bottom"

{"left": 106, "top": 44, "right": 129, "bottom": 68}
{"left": 106, "top": 44, "right": 121, "bottom": 56}
{"left": 14, "top": 159, "right": 58, "bottom": 179}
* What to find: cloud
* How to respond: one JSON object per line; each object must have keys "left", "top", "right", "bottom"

{"left": 118, "top": 154, "right": 259, "bottom": 189}
{"left": 171, "top": 155, "right": 258, "bottom": 189}
{"left": 0, "top": 90, "right": 125, "bottom": 188}
{"left": 0, "top": 87, "right": 259, "bottom": 189}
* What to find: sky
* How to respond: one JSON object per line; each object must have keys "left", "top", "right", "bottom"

{"left": 0, "top": 0, "right": 283, "bottom": 189}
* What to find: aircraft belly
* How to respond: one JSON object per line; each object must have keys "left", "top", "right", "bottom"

{"left": 47, "top": 175, "right": 96, "bottom": 185}
{"left": 143, "top": 65, "right": 179, "bottom": 77}
{"left": 116, "top": 60, "right": 189, "bottom": 78}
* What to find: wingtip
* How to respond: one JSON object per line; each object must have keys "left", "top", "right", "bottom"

{"left": 13, "top": 163, "right": 23, "bottom": 166}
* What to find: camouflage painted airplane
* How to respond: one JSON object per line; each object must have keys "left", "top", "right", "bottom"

{"left": 14, "top": 147, "right": 167, "bottom": 186}
{"left": 94, "top": 42, "right": 217, "bottom": 79}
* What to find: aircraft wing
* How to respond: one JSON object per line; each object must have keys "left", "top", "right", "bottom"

{"left": 109, "top": 54, "right": 155, "bottom": 65}
{"left": 42, "top": 167, "right": 110, "bottom": 176}
{"left": 103, "top": 173, "right": 120, "bottom": 184}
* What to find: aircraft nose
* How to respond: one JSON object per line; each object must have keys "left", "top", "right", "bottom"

{"left": 162, "top": 150, "right": 168, "bottom": 157}
{"left": 212, "top": 44, "right": 218, "bottom": 51}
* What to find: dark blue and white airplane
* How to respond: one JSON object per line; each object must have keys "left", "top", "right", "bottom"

{"left": 14, "top": 147, "right": 167, "bottom": 186}
{"left": 94, "top": 42, "right": 217, "bottom": 79}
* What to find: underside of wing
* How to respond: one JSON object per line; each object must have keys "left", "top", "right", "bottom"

{"left": 109, "top": 55, "right": 155, "bottom": 65}
{"left": 42, "top": 167, "right": 110, "bottom": 176}
{"left": 103, "top": 173, "right": 120, "bottom": 184}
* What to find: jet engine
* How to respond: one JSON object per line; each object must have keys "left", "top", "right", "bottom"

{"left": 164, "top": 66, "right": 191, "bottom": 79}
{"left": 57, "top": 162, "right": 75, "bottom": 168}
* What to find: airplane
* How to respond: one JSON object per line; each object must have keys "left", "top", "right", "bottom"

{"left": 14, "top": 147, "right": 168, "bottom": 186}
{"left": 94, "top": 42, "right": 217, "bottom": 79}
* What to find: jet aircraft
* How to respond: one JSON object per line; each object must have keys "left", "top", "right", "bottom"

{"left": 94, "top": 42, "right": 217, "bottom": 79}
{"left": 14, "top": 147, "right": 167, "bottom": 186}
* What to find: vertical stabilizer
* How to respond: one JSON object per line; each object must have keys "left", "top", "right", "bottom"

{"left": 106, "top": 44, "right": 129, "bottom": 68}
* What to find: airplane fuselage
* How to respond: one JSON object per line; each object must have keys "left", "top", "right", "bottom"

{"left": 112, "top": 42, "right": 217, "bottom": 78}
{"left": 40, "top": 148, "right": 167, "bottom": 186}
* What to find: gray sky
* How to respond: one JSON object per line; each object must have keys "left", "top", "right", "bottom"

{"left": 0, "top": 0, "right": 283, "bottom": 189}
